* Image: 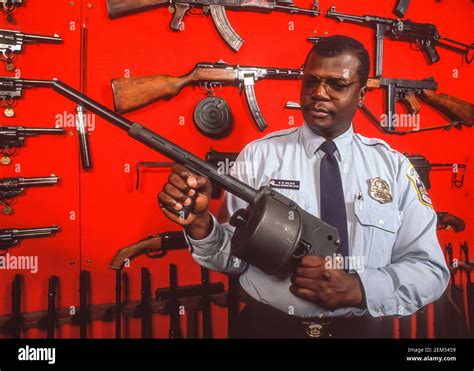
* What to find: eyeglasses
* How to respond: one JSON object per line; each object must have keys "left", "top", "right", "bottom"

{"left": 301, "top": 75, "right": 360, "bottom": 97}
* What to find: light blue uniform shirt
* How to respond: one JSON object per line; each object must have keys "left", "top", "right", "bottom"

{"left": 186, "top": 124, "right": 450, "bottom": 318}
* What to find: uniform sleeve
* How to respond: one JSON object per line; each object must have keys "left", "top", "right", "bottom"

{"left": 185, "top": 144, "right": 256, "bottom": 275}
{"left": 357, "top": 157, "right": 450, "bottom": 317}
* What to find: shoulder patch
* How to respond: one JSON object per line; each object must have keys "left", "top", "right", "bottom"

{"left": 407, "top": 164, "right": 433, "bottom": 208}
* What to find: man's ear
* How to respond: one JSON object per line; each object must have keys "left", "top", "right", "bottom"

{"left": 358, "top": 85, "right": 367, "bottom": 107}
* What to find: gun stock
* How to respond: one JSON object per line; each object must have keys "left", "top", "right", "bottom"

{"left": 107, "top": 0, "right": 168, "bottom": 18}
{"left": 420, "top": 90, "right": 474, "bottom": 126}
{"left": 112, "top": 66, "right": 236, "bottom": 113}
{"left": 110, "top": 231, "right": 186, "bottom": 270}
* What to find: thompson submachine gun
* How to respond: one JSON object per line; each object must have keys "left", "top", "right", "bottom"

{"left": 0, "top": 125, "right": 65, "bottom": 164}
{"left": 0, "top": 76, "right": 340, "bottom": 275}
{"left": 0, "top": 175, "right": 60, "bottom": 215}
{"left": 111, "top": 61, "right": 303, "bottom": 132}
{"left": 325, "top": 5, "right": 473, "bottom": 77}
{"left": 107, "top": 0, "right": 320, "bottom": 52}
{"left": 0, "top": 29, "right": 62, "bottom": 71}
{"left": 0, "top": 226, "right": 60, "bottom": 254}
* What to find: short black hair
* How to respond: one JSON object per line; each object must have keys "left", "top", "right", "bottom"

{"left": 304, "top": 35, "right": 370, "bottom": 86}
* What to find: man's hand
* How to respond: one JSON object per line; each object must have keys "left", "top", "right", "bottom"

{"left": 290, "top": 256, "right": 365, "bottom": 310}
{"left": 158, "top": 164, "right": 213, "bottom": 240}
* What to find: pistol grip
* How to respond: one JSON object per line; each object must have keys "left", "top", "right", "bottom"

{"left": 403, "top": 93, "right": 421, "bottom": 114}
{"left": 170, "top": 4, "right": 190, "bottom": 31}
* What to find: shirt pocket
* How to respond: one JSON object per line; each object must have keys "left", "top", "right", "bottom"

{"left": 353, "top": 197, "right": 402, "bottom": 268}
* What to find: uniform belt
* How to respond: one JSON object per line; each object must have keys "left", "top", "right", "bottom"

{"left": 237, "top": 287, "right": 393, "bottom": 339}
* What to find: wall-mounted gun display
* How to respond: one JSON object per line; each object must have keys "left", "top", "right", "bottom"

{"left": 107, "top": 0, "right": 320, "bottom": 52}
{"left": 0, "top": 226, "right": 60, "bottom": 255}
{"left": 0, "top": 29, "right": 62, "bottom": 71}
{"left": 111, "top": 61, "right": 303, "bottom": 132}
{"left": 0, "top": 75, "right": 341, "bottom": 275}
{"left": 0, "top": 125, "right": 65, "bottom": 165}
{"left": 325, "top": 5, "right": 473, "bottom": 77}
{"left": 0, "top": 175, "right": 60, "bottom": 215}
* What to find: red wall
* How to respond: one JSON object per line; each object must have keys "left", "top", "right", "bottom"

{"left": 0, "top": 0, "right": 472, "bottom": 338}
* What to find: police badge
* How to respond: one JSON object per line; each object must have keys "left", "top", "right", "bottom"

{"left": 369, "top": 177, "right": 393, "bottom": 204}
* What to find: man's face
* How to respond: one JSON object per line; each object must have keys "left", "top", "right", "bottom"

{"left": 300, "top": 51, "right": 367, "bottom": 138}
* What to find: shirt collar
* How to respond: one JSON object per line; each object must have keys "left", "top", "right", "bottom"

{"left": 300, "top": 123, "right": 354, "bottom": 161}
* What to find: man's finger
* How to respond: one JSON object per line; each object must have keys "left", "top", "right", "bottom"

{"left": 300, "top": 256, "right": 326, "bottom": 268}
{"left": 295, "top": 266, "right": 329, "bottom": 279}
{"left": 158, "top": 192, "right": 183, "bottom": 211}
{"left": 163, "top": 183, "right": 190, "bottom": 205}
{"left": 168, "top": 172, "right": 190, "bottom": 193}
{"left": 289, "top": 285, "right": 318, "bottom": 302}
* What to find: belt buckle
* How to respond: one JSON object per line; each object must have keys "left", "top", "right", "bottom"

{"left": 304, "top": 321, "right": 332, "bottom": 338}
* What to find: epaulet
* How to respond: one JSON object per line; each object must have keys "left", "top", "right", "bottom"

{"left": 354, "top": 133, "right": 406, "bottom": 160}
{"left": 253, "top": 127, "right": 299, "bottom": 144}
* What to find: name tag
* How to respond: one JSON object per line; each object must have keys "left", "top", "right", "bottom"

{"left": 269, "top": 179, "right": 300, "bottom": 190}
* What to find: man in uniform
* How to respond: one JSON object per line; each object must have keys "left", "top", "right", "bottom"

{"left": 158, "top": 35, "right": 450, "bottom": 338}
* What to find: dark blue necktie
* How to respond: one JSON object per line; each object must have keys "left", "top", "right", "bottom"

{"left": 319, "top": 140, "right": 349, "bottom": 258}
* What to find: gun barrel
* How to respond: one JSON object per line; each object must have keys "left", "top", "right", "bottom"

{"left": 379, "top": 77, "right": 438, "bottom": 90}
{"left": 22, "top": 33, "right": 62, "bottom": 44}
{"left": 274, "top": 5, "right": 320, "bottom": 15}
{"left": 0, "top": 226, "right": 60, "bottom": 239}
{"left": 17, "top": 176, "right": 60, "bottom": 187}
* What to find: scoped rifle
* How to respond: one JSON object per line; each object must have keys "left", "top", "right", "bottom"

{"left": 107, "top": 0, "right": 320, "bottom": 52}
{"left": 0, "top": 1, "right": 22, "bottom": 24}
{"left": 0, "top": 175, "right": 60, "bottom": 215}
{"left": 0, "top": 29, "right": 62, "bottom": 71}
{"left": 325, "top": 5, "right": 473, "bottom": 77}
{"left": 0, "top": 125, "right": 65, "bottom": 165}
{"left": 0, "top": 76, "right": 340, "bottom": 275}
{"left": 110, "top": 231, "right": 187, "bottom": 270}
{"left": 0, "top": 226, "right": 60, "bottom": 254}
{"left": 111, "top": 62, "right": 303, "bottom": 132}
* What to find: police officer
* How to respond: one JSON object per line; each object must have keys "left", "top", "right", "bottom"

{"left": 158, "top": 35, "right": 450, "bottom": 338}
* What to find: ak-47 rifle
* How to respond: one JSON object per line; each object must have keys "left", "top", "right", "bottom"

{"left": 111, "top": 61, "right": 303, "bottom": 132}
{"left": 110, "top": 231, "right": 187, "bottom": 270}
{"left": 0, "top": 29, "right": 62, "bottom": 71}
{"left": 0, "top": 1, "right": 22, "bottom": 24}
{"left": 107, "top": 0, "right": 319, "bottom": 52}
{"left": 0, "top": 175, "right": 60, "bottom": 215}
{"left": 325, "top": 5, "right": 473, "bottom": 77}
{"left": 0, "top": 226, "right": 60, "bottom": 254}
{"left": 0, "top": 125, "right": 65, "bottom": 165}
